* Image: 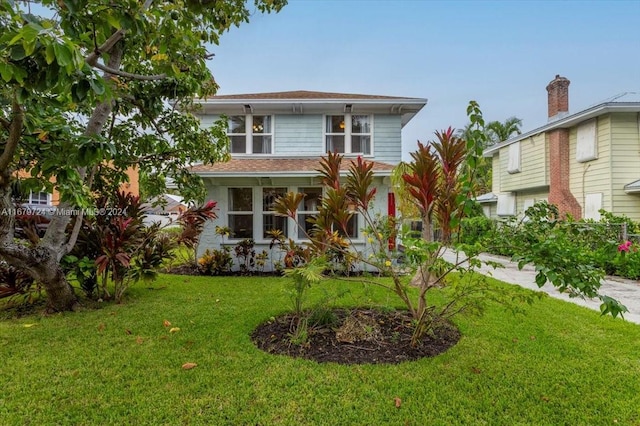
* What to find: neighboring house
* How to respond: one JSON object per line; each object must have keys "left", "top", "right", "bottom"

{"left": 143, "top": 193, "right": 188, "bottom": 227}
{"left": 15, "top": 167, "right": 140, "bottom": 209}
{"left": 190, "top": 90, "right": 427, "bottom": 269}
{"left": 481, "top": 75, "right": 640, "bottom": 222}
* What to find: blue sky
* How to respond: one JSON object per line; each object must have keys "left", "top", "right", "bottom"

{"left": 208, "top": 0, "right": 640, "bottom": 160}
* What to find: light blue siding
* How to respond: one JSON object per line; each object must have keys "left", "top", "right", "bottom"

{"left": 198, "top": 114, "right": 222, "bottom": 129}
{"left": 373, "top": 115, "right": 402, "bottom": 164}
{"left": 273, "top": 115, "right": 324, "bottom": 155}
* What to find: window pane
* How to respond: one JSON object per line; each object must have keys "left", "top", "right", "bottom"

{"left": 228, "top": 214, "right": 253, "bottom": 239}
{"left": 352, "top": 115, "right": 370, "bottom": 133}
{"left": 252, "top": 136, "right": 272, "bottom": 154}
{"left": 326, "top": 135, "right": 345, "bottom": 153}
{"left": 337, "top": 214, "right": 358, "bottom": 238}
{"left": 230, "top": 135, "right": 246, "bottom": 153}
{"left": 228, "top": 116, "right": 245, "bottom": 134}
{"left": 262, "top": 187, "right": 287, "bottom": 210}
{"left": 253, "top": 116, "right": 271, "bottom": 133}
{"left": 298, "top": 187, "right": 322, "bottom": 211}
{"left": 297, "top": 213, "right": 316, "bottom": 239}
{"left": 229, "top": 188, "right": 252, "bottom": 211}
{"left": 352, "top": 135, "right": 371, "bottom": 154}
{"left": 327, "top": 115, "right": 345, "bottom": 133}
{"left": 263, "top": 215, "right": 287, "bottom": 238}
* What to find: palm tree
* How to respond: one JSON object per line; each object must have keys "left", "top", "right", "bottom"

{"left": 486, "top": 116, "right": 522, "bottom": 146}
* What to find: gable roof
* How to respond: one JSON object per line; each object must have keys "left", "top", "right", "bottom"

{"left": 190, "top": 157, "right": 395, "bottom": 178}
{"left": 195, "top": 90, "right": 427, "bottom": 127}
{"left": 206, "top": 90, "right": 414, "bottom": 101}
{"left": 484, "top": 92, "right": 640, "bottom": 156}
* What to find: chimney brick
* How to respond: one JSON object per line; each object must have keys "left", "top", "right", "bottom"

{"left": 546, "top": 75, "right": 570, "bottom": 119}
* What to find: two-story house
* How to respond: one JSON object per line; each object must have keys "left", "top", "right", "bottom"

{"left": 481, "top": 76, "right": 640, "bottom": 222}
{"left": 190, "top": 90, "right": 427, "bottom": 268}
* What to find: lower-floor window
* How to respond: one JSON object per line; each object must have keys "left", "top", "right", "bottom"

{"left": 262, "top": 187, "right": 288, "bottom": 238}
{"left": 228, "top": 188, "right": 253, "bottom": 239}
{"left": 226, "top": 186, "right": 360, "bottom": 241}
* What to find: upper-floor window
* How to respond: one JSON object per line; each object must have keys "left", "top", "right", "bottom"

{"left": 325, "top": 114, "right": 371, "bottom": 155}
{"left": 227, "top": 115, "right": 273, "bottom": 154}
{"left": 28, "top": 191, "right": 50, "bottom": 205}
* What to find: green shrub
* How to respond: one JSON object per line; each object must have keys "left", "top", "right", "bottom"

{"left": 459, "top": 215, "right": 495, "bottom": 245}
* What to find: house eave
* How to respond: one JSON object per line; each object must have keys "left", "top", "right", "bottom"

{"left": 193, "top": 97, "right": 428, "bottom": 127}
{"left": 483, "top": 102, "right": 640, "bottom": 157}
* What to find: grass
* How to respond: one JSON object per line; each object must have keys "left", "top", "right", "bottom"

{"left": 1, "top": 274, "right": 640, "bottom": 425}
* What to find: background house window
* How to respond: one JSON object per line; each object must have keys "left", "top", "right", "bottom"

{"left": 584, "top": 192, "right": 603, "bottom": 220}
{"left": 262, "top": 187, "right": 287, "bottom": 238}
{"left": 497, "top": 193, "right": 516, "bottom": 216}
{"left": 228, "top": 188, "right": 253, "bottom": 239}
{"left": 297, "top": 187, "right": 322, "bottom": 239}
{"left": 28, "top": 191, "right": 50, "bottom": 205}
{"left": 507, "top": 142, "right": 521, "bottom": 174}
{"left": 325, "top": 114, "right": 372, "bottom": 155}
{"left": 227, "top": 115, "right": 273, "bottom": 154}
{"left": 576, "top": 119, "right": 597, "bottom": 162}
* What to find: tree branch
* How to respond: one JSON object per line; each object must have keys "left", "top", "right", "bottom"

{"left": 0, "top": 97, "right": 24, "bottom": 180}
{"left": 93, "top": 61, "right": 166, "bottom": 81}
{"left": 85, "top": 29, "right": 126, "bottom": 66}
{"left": 0, "top": 116, "right": 10, "bottom": 131}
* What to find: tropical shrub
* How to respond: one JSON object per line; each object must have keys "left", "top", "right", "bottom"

{"left": 197, "top": 248, "right": 233, "bottom": 276}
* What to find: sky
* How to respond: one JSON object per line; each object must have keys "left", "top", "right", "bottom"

{"left": 207, "top": 0, "right": 640, "bottom": 161}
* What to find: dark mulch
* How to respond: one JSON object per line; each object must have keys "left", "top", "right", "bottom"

{"left": 251, "top": 308, "right": 461, "bottom": 365}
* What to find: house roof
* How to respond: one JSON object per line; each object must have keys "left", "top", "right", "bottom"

{"left": 207, "top": 90, "right": 414, "bottom": 101}
{"left": 475, "top": 192, "right": 498, "bottom": 203}
{"left": 624, "top": 179, "right": 640, "bottom": 194}
{"left": 484, "top": 92, "right": 640, "bottom": 156}
{"left": 190, "top": 157, "right": 396, "bottom": 178}
{"left": 194, "top": 90, "right": 428, "bottom": 127}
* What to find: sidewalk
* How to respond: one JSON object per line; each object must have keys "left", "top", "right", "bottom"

{"left": 442, "top": 251, "right": 640, "bottom": 325}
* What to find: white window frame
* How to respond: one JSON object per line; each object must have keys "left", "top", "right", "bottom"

{"left": 227, "top": 187, "right": 254, "bottom": 240}
{"left": 324, "top": 114, "right": 373, "bottom": 155}
{"left": 576, "top": 119, "right": 598, "bottom": 162}
{"left": 296, "top": 187, "right": 322, "bottom": 240}
{"left": 227, "top": 115, "right": 273, "bottom": 155}
{"left": 261, "top": 187, "right": 288, "bottom": 239}
{"left": 28, "top": 191, "right": 50, "bottom": 205}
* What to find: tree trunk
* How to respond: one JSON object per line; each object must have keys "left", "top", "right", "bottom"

{"left": 31, "top": 249, "right": 78, "bottom": 312}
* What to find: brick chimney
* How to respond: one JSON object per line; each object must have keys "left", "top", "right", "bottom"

{"left": 546, "top": 75, "right": 581, "bottom": 219}
{"left": 546, "top": 75, "right": 570, "bottom": 121}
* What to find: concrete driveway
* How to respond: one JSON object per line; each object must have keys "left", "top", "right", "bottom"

{"left": 443, "top": 251, "right": 640, "bottom": 325}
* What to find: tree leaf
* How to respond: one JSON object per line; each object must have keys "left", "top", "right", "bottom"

{"left": 182, "top": 362, "right": 197, "bottom": 370}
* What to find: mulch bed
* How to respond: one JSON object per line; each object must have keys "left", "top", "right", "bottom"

{"left": 251, "top": 308, "right": 461, "bottom": 365}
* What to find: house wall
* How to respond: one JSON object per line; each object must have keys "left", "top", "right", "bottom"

{"left": 197, "top": 176, "right": 392, "bottom": 271}
{"left": 274, "top": 115, "right": 323, "bottom": 155}
{"left": 498, "top": 133, "right": 547, "bottom": 192}
{"left": 514, "top": 189, "right": 549, "bottom": 218}
{"left": 198, "top": 113, "right": 401, "bottom": 162}
{"left": 568, "top": 115, "right": 612, "bottom": 215}
{"left": 610, "top": 113, "right": 640, "bottom": 221}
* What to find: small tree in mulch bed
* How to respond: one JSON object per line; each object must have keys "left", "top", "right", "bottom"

{"left": 270, "top": 102, "right": 626, "bottom": 354}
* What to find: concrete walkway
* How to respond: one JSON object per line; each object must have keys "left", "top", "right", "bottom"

{"left": 442, "top": 251, "right": 640, "bottom": 325}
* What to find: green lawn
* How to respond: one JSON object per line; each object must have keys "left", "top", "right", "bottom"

{"left": 1, "top": 274, "right": 639, "bottom": 425}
